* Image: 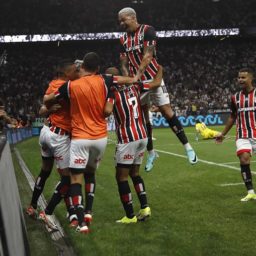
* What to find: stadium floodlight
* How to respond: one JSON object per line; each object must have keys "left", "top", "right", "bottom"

{"left": 0, "top": 28, "right": 240, "bottom": 43}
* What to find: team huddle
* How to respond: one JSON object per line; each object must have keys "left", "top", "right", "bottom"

{"left": 26, "top": 7, "right": 256, "bottom": 234}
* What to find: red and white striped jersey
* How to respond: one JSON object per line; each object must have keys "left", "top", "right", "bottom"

{"left": 120, "top": 24, "right": 159, "bottom": 81}
{"left": 231, "top": 88, "right": 256, "bottom": 139}
{"left": 107, "top": 82, "right": 149, "bottom": 143}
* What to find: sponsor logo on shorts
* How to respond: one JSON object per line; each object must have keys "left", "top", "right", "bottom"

{"left": 55, "top": 156, "right": 63, "bottom": 161}
{"left": 123, "top": 154, "right": 134, "bottom": 160}
{"left": 138, "top": 152, "right": 144, "bottom": 158}
{"left": 74, "top": 158, "right": 86, "bottom": 164}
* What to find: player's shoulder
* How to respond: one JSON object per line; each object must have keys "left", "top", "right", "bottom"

{"left": 47, "top": 79, "right": 66, "bottom": 91}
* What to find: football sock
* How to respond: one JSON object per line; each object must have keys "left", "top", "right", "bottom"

{"left": 146, "top": 122, "right": 153, "bottom": 151}
{"left": 241, "top": 164, "right": 254, "bottom": 191}
{"left": 167, "top": 115, "right": 188, "bottom": 145}
{"left": 45, "top": 176, "right": 70, "bottom": 215}
{"left": 31, "top": 169, "right": 51, "bottom": 209}
{"left": 148, "top": 150, "right": 155, "bottom": 157}
{"left": 84, "top": 173, "right": 96, "bottom": 213}
{"left": 70, "top": 183, "right": 84, "bottom": 226}
{"left": 184, "top": 143, "right": 192, "bottom": 151}
{"left": 131, "top": 176, "right": 148, "bottom": 209}
{"left": 117, "top": 181, "right": 134, "bottom": 218}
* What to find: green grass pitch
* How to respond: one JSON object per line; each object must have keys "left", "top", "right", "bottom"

{"left": 14, "top": 126, "right": 256, "bottom": 256}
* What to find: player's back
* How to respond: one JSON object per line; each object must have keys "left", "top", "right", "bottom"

{"left": 112, "top": 84, "right": 147, "bottom": 143}
{"left": 70, "top": 74, "right": 107, "bottom": 140}
{"left": 195, "top": 122, "right": 207, "bottom": 133}
{"left": 46, "top": 79, "right": 71, "bottom": 132}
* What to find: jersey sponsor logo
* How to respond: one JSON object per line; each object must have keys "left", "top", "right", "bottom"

{"left": 138, "top": 152, "right": 144, "bottom": 158}
{"left": 123, "top": 154, "right": 134, "bottom": 160}
{"left": 126, "top": 44, "right": 143, "bottom": 52}
{"left": 238, "top": 106, "right": 256, "bottom": 112}
{"left": 74, "top": 158, "right": 86, "bottom": 164}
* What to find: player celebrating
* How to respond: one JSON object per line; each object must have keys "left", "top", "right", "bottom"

{"left": 104, "top": 66, "right": 162, "bottom": 223}
{"left": 26, "top": 60, "right": 78, "bottom": 229}
{"left": 216, "top": 68, "right": 256, "bottom": 202}
{"left": 195, "top": 120, "right": 220, "bottom": 141}
{"left": 44, "top": 52, "right": 139, "bottom": 233}
{"left": 118, "top": 7, "right": 198, "bottom": 172}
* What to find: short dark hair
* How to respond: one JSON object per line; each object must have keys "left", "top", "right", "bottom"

{"left": 105, "top": 67, "right": 120, "bottom": 76}
{"left": 54, "top": 59, "right": 75, "bottom": 77}
{"left": 239, "top": 67, "right": 254, "bottom": 77}
{"left": 82, "top": 52, "right": 100, "bottom": 72}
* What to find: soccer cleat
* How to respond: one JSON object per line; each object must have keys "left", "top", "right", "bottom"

{"left": 240, "top": 193, "right": 256, "bottom": 202}
{"left": 116, "top": 216, "right": 137, "bottom": 224}
{"left": 84, "top": 213, "right": 93, "bottom": 226}
{"left": 76, "top": 224, "right": 89, "bottom": 234}
{"left": 38, "top": 211, "right": 58, "bottom": 230}
{"left": 186, "top": 148, "right": 198, "bottom": 165}
{"left": 26, "top": 205, "right": 38, "bottom": 219}
{"left": 137, "top": 206, "right": 151, "bottom": 221}
{"left": 145, "top": 152, "right": 159, "bottom": 172}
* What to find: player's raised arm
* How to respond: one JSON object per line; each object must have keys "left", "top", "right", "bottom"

{"left": 39, "top": 104, "right": 62, "bottom": 117}
{"left": 44, "top": 81, "right": 70, "bottom": 108}
{"left": 115, "top": 75, "right": 138, "bottom": 84}
{"left": 120, "top": 55, "right": 129, "bottom": 77}
{"left": 148, "top": 65, "right": 163, "bottom": 89}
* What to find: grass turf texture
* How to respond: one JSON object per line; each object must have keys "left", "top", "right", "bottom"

{"left": 14, "top": 126, "right": 256, "bottom": 256}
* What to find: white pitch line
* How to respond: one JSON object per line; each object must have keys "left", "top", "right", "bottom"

{"left": 217, "top": 183, "right": 244, "bottom": 187}
{"left": 154, "top": 139, "right": 234, "bottom": 148}
{"left": 155, "top": 149, "right": 256, "bottom": 175}
{"left": 221, "top": 160, "right": 256, "bottom": 165}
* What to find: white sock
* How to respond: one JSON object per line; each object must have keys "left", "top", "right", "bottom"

{"left": 248, "top": 189, "right": 255, "bottom": 194}
{"left": 148, "top": 150, "right": 155, "bottom": 157}
{"left": 184, "top": 143, "right": 192, "bottom": 151}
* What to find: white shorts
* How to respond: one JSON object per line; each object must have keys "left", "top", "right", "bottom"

{"left": 140, "top": 79, "right": 170, "bottom": 106}
{"left": 115, "top": 138, "right": 148, "bottom": 165}
{"left": 69, "top": 137, "right": 108, "bottom": 169}
{"left": 236, "top": 138, "right": 256, "bottom": 156}
{"left": 39, "top": 125, "right": 70, "bottom": 169}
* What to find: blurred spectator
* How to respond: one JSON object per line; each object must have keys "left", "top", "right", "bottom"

{"left": 0, "top": 99, "right": 11, "bottom": 131}
{"left": 0, "top": 37, "right": 255, "bottom": 119}
{"left": 0, "top": 0, "right": 255, "bottom": 35}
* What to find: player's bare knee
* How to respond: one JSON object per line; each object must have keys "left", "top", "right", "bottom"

{"left": 159, "top": 104, "right": 174, "bottom": 119}
{"left": 238, "top": 153, "right": 251, "bottom": 165}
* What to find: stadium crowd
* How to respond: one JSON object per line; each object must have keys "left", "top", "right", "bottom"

{"left": 0, "top": 0, "right": 255, "bottom": 35}
{"left": 0, "top": 38, "right": 255, "bottom": 122}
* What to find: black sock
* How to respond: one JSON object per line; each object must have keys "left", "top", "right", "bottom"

{"left": 167, "top": 115, "right": 188, "bottom": 145}
{"left": 45, "top": 176, "right": 70, "bottom": 215}
{"left": 117, "top": 181, "right": 134, "bottom": 218}
{"left": 70, "top": 183, "right": 84, "bottom": 226}
{"left": 146, "top": 122, "right": 153, "bottom": 151}
{"left": 132, "top": 176, "right": 148, "bottom": 209}
{"left": 84, "top": 173, "right": 96, "bottom": 213}
{"left": 31, "top": 170, "right": 51, "bottom": 209}
{"left": 241, "top": 164, "right": 253, "bottom": 191}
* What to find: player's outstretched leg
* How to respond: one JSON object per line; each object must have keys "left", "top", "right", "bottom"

{"left": 142, "top": 105, "right": 158, "bottom": 171}
{"left": 145, "top": 122, "right": 159, "bottom": 171}
{"left": 159, "top": 104, "right": 198, "bottom": 164}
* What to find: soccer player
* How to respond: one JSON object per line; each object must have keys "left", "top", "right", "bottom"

{"left": 195, "top": 120, "right": 220, "bottom": 141}
{"left": 104, "top": 66, "right": 162, "bottom": 223}
{"left": 216, "top": 68, "right": 256, "bottom": 202}
{"left": 26, "top": 60, "right": 78, "bottom": 229}
{"left": 44, "top": 52, "right": 138, "bottom": 233}
{"left": 118, "top": 7, "right": 198, "bottom": 172}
